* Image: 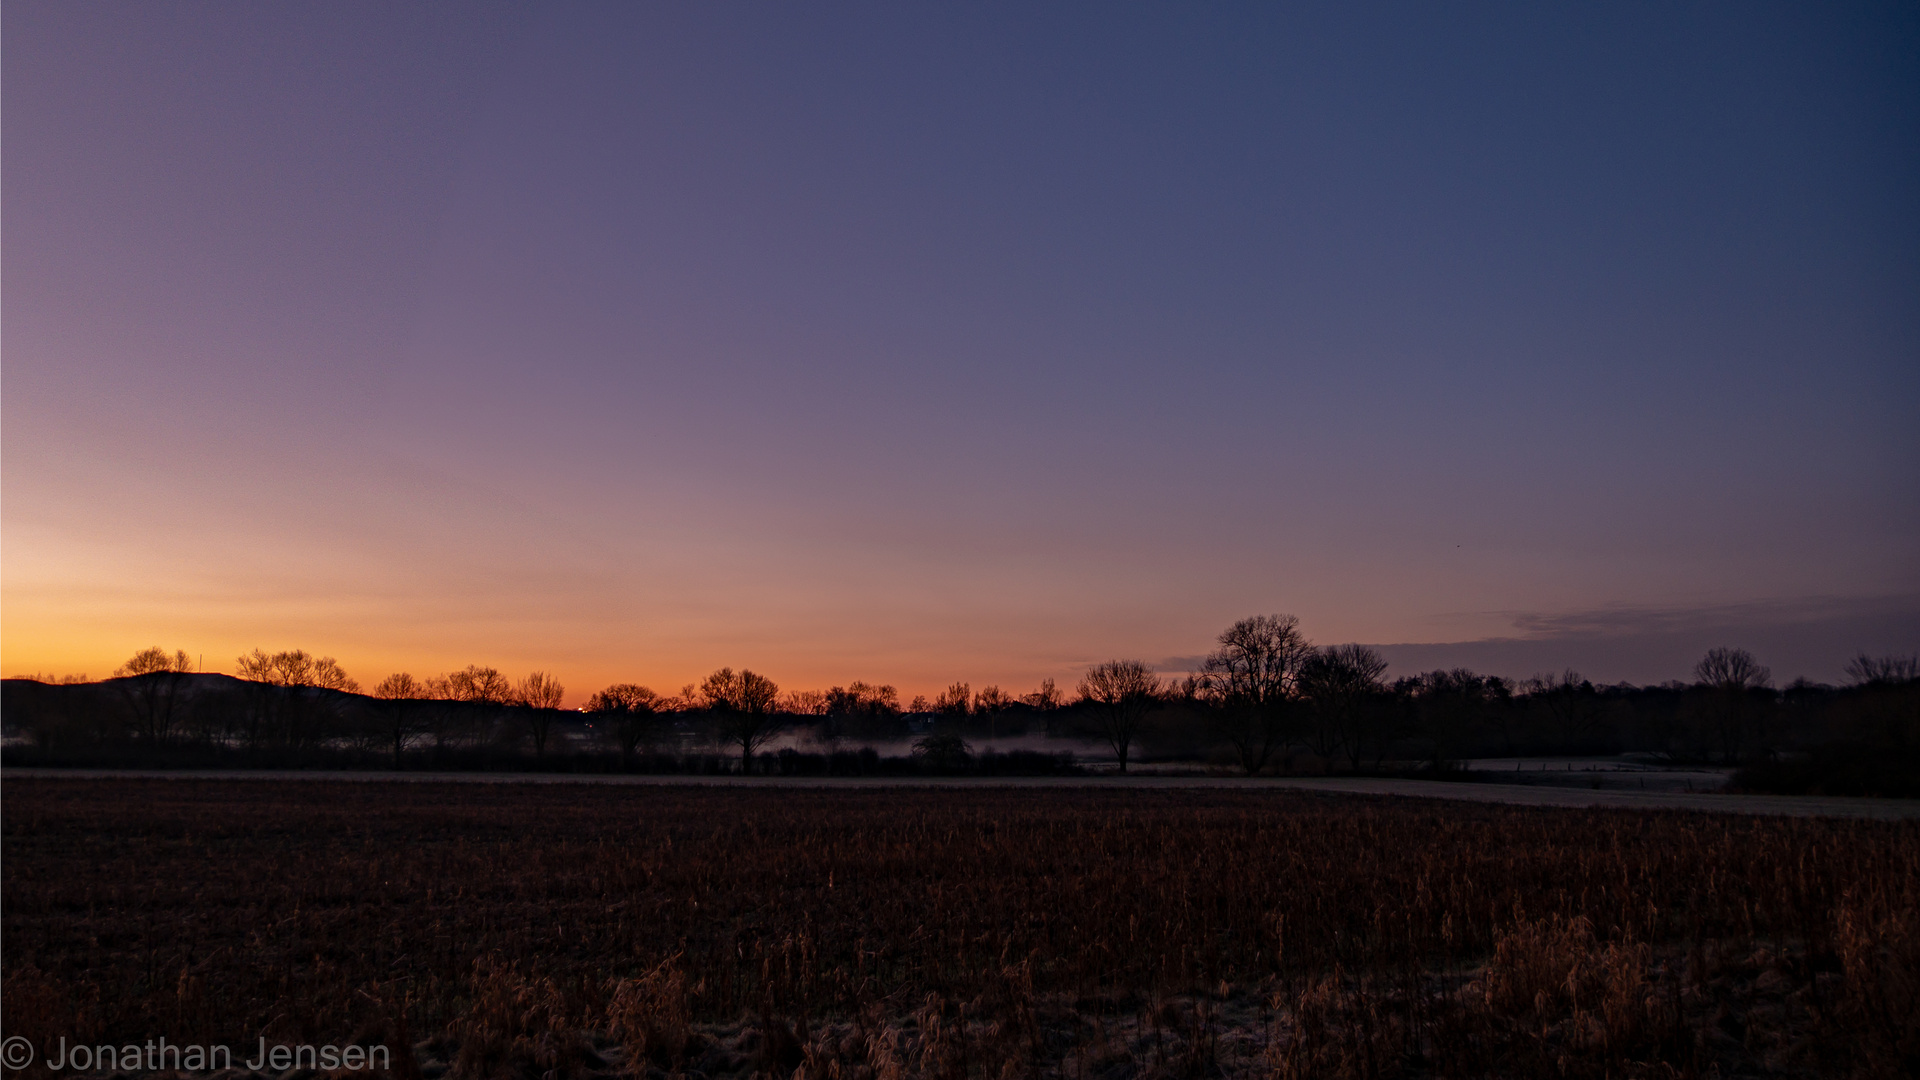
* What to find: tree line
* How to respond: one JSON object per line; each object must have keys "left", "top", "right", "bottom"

{"left": 4, "top": 618, "right": 1917, "bottom": 791}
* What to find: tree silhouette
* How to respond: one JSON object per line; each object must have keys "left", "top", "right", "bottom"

{"left": 236, "top": 649, "right": 359, "bottom": 692}
{"left": 1524, "top": 670, "right": 1600, "bottom": 748}
{"left": 514, "top": 671, "right": 566, "bottom": 757}
{"left": 371, "top": 672, "right": 431, "bottom": 765}
{"left": 443, "top": 664, "right": 512, "bottom": 704}
{"left": 935, "top": 682, "right": 972, "bottom": 718}
{"left": 973, "top": 685, "right": 1014, "bottom": 738}
{"left": 1298, "top": 645, "right": 1389, "bottom": 768}
{"left": 1693, "top": 647, "right": 1771, "bottom": 762}
{"left": 234, "top": 649, "right": 360, "bottom": 748}
{"left": 112, "top": 647, "right": 195, "bottom": 744}
{"left": 700, "top": 667, "right": 781, "bottom": 772}
{"left": 821, "top": 682, "right": 901, "bottom": 739}
{"left": 974, "top": 686, "right": 1009, "bottom": 709}
{"left": 912, "top": 732, "right": 972, "bottom": 771}
{"left": 781, "top": 689, "right": 830, "bottom": 715}
{"left": 1077, "top": 660, "right": 1161, "bottom": 773}
{"left": 1845, "top": 654, "right": 1919, "bottom": 686}
{"left": 1023, "top": 678, "right": 1065, "bottom": 734}
{"left": 1836, "top": 654, "right": 1920, "bottom": 752}
{"left": 1695, "top": 647, "right": 1770, "bottom": 691}
{"left": 1393, "top": 667, "right": 1508, "bottom": 767}
{"left": 1022, "top": 678, "right": 1063, "bottom": 710}
{"left": 585, "top": 683, "right": 664, "bottom": 768}
{"left": 1196, "top": 615, "right": 1314, "bottom": 774}
{"left": 432, "top": 665, "right": 513, "bottom": 749}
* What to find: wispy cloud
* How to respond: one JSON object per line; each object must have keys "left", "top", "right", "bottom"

{"left": 1368, "top": 594, "right": 1920, "bottom": 685}
{"left": 1499, "top": 595, "right": 1920, "bottom": 641}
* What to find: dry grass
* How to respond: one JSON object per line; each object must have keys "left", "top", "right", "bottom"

{"left": 3, "top": 779, "right": 1916, "bottom": 1078}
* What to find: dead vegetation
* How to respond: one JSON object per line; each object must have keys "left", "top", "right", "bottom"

{"left": 2, "top": 779, "right": 1916, "bottom": 1078}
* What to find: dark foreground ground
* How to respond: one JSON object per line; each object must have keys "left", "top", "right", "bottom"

{"left": 3, "top": 779, "right": 1917, "bottom": 1079}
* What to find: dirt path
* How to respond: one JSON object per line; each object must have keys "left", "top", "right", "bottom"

{"left": 6, "top": 767, "right": 1917, "bottom": 820}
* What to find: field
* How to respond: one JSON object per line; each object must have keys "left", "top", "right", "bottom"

{"left": 3, "top": 780, "right": 1917, "bottom": 1079}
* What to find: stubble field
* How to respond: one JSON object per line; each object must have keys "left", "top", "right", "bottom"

{"left": 2, "top": 779, "right": 1916, "bottom": 1079}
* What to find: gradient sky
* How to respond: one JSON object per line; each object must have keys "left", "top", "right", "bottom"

{"left": 5, "top": 2, "right": 1916, "bottom": 701}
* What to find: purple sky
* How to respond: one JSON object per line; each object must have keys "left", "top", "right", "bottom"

{"left": 5, "top": 2, "right": 1916, "bottom": 700}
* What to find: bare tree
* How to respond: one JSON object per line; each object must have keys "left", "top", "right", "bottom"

{"left": 781, "top": 689, "right": 830, "bottom": 715}
{"left": 1695, "top": 647, "right": 1770, "bottom": 691}
{"left": 1393, "top": 667, "right": 1506, "bottom": 767}
{"left": 112, "top": 647, "right": 195, "bottom": 745}
{"left": 234, "top": 648, "right": 360, "bottom": 749}
{"left": 445, "top": 664, "right": 512, "bottom": 704}
{"left": 1693, "top": 647, "right": 1772, "bottom": 763}
{"left": 822, "top": 682, "right": 902, "bottom": 739}
{"left": 935, "top": 682, "right": 972, "bottom": 718}
{"left": 1839, "top": 654, "right": 1920, "bottom": 750}
{"left": 586, "top": 683, "right": 664, "bottom": 768}
{"left": 1846, "top": 654, "right": 1920, "bottom": 686}
{"left": 371, "top": 672, "right": 431, "bottom": 765}
{"left": 376, "top": 673, "right": 424, "bottom": 698}
{"left": 236, "top": 649, "right": 359, "bottom": 692}
{"left": 700, "top": 667, "right": 782, "bottom": 772}
{"left": 1077, "top": 660, "right": 1162, "bottom": 773}
{"left": 826, "top": 682, "right": 899, "bottom": 713}
{"left": 1522, "top": 669, "right": 1601, "bottom": 748}
{"left": 1022, "top": 678, "right": 1063, "bottom": 710}
{"left": 118, "top": 646, "right": 192, "bottom": 677}
{"left": 1195, "top": 614, "right": 1314, "bottom": 774}
{"left": 514, "top": 671, "right": 566, "bottom": 757}
{"left": 1022, "top": 677, "right": 1065, "bottom": 734}
{"left": 974, "top": 685, "right": 1013, "bottom": 738}
{"left": 433, "top": 664, "right": 514, "bottom": 749}
{"left": 1297, "top": 645, "right": 1389, "bottom": 768}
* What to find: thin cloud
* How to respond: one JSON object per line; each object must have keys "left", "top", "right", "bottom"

{"left": 1367, "top": 594, "right": 1919, "bottom": 685}
{"left": 1500, "top": 595, "right": 1920, "bottom": 641}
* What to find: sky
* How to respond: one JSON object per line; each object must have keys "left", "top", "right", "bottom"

{"left": 4, "top": 2, "right": 1916, "bottom": 702}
